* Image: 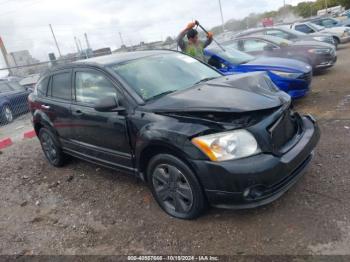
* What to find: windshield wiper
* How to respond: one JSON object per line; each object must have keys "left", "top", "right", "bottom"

{"left": 146, "top": 90, "right": 176, "bottom": 102}
{"left": 194, "top": 77, "right": 218, "bottom": 85}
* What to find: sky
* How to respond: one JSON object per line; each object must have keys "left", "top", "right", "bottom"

{"left": 0, "top": 0, "right": 311, "bottom": 76}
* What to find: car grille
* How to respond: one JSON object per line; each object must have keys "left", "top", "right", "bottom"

{"left": 297, "top": 72, "right": 312, "bottom": 84}
{"left": 268, "top": 110, "right": 298, "bottom": 152}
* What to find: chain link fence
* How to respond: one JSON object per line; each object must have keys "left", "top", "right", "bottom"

{"left": 0, "top": 47, "right": 178, "bottom": 144}
{"left": 0, "top": 54, "right": 88, "bottom": 143}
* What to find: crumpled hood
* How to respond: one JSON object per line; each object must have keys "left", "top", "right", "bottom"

{"left": 141, "top": 72, "right": 290, "bottom": 113}
{"left": 245, "top": 57, "right": 311, "bottom": 73}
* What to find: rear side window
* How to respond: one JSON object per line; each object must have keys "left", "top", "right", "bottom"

{"left": 36, "top": 77, "right": 49, "bottom": 96}
{"left": 51, "top": 72, "right": 71, "bottom": 100}
{"left": 295, "top": 24, "right": 314, "bottom": 34}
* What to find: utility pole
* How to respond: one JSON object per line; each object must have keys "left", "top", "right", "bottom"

{"left": 218, "top": 0, "right": 225, "bottom": 32}
{"left": 84, "top": 33, "right": 91, "bottom": 50}
{"left": 78, "top": 38, "right": 88, "bottom": 59}
{"left": 0, "top": 36, "right": 12, "bottom": 75}
{"left": 119, "top": 32, "right": 125, "bottom": 47}
{"left": 74, "top": 36, "right": 81, "bottom": 53}
{"left": 49, "top": 24, "right": 62, "bottom": 57}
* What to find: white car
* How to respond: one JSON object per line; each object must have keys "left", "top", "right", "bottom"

{"left": 290, "top": 22, "right": 350, "bottom": 46}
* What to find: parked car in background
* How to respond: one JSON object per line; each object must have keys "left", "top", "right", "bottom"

{"left": 0, "top": 80, "right": 31, "bottom": 123}
{"left": 234, "top": 27, "right": 335, "bottom": 46}
{"left": 340, "top": 10, "right": 350, "bottom": 18}
{"left": 227, "top": 35, "right": 337, "bottom": 70}
{"left": 28, "top": 50, "right": 320, "bottom": 219}
{"left": 204, "top": 47, "right": 312, "bottom": 99}
{"left": 19, "top": 74, "right": 40, "bottom": 92}
{"left": 290, "top": 22, "right": 350, "bottom": 46}
{"left": 308, "top": 17, "right": 350, "bottom": 28}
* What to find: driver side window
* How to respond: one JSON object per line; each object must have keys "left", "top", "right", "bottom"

{"left": 75, "top": 71, "right": 119, "bottom": 105}
{"left": 243, "top": 39, "right": 271, "bottom": 52}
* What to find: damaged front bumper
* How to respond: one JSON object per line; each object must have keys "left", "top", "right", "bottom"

{"left": 190, "top": 115, "right": 320, "bottom": 209}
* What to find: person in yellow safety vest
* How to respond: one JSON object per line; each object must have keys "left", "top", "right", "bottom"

{"left": 177, "top": 21, "right": 213, "bottom": 62}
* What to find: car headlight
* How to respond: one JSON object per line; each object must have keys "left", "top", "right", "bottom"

{"left": 270, "top": 71, "right": 301, "bottom": 79}
{"left": 308, "top": 48, "right": 331, "bottom": 54}
{"left": 192, "top": 130, "right": 261, "bottom": 161}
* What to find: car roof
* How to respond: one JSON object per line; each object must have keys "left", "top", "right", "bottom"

{"left": 232, "top": 35, "right": 288, "bottom": 45}
{"left": 76, "top": 50, "right": 173, "bottom": 66}
{"left": 46, "top": 50, "right": 176, "bottom": 73}
{"left": 235, "top": 28, "right": 265, "bottom": 36}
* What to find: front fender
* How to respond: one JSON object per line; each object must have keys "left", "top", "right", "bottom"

{"left": 133, "top": 121, "right": 209, "bottom": 170}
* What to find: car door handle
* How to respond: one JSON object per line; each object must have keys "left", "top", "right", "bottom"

{"left": 73, "top": 110, "right": 84, "bottom": 116}
{"left": 41, "top": 104, "right": 50, "bottom": 110}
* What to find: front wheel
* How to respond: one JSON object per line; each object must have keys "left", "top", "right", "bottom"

{"left": 147, "top": 154, "right": 207, "bottom": 219}
{"left": 333, "top": 37, "right": 340, "bottom": 49}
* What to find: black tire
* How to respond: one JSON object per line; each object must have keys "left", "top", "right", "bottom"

{"left": 1, "top": 105, "right": 13, "bottom": 124}
{"left": 147, "top": 154, "right": 207, "bottom": 219}
{"left": 333, "top": 37, "right": 340, "bottom": 49}
{"left": 39, "top": 128, "right": 66, "bottom": 167}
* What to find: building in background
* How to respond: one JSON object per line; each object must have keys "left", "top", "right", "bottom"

{"left": 6, "top": 50, "right": 48, "bottom": 77}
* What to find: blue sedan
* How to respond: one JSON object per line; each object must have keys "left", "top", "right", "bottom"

{"left": 204, "top": 47, "right": 313, "bottom": 99}
{"left": 0, "top": 80, "right": 30, "bottom": 123}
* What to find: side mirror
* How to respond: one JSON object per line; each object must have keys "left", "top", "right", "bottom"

{"left": 94, "top": 96, "right": 122, "bottom": 112}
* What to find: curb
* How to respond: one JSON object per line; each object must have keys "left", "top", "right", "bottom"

{"left": 24, "top": 130, "right": 36, "bottom": 139}
{"left": 0, "top": 138, "right": 13, "bottom": 150}
{"left": 0, "top": 129, "right": 36, "bottom": 150}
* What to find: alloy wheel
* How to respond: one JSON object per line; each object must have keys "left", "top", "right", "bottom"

{"left": 4, "top": 106, "right": 13, "bottom": 123}
{"left": 152, "top": 164, "right": 194, "bottom": 214}
{"left": 41, "top": 132, "right": 58, "bottom": 163}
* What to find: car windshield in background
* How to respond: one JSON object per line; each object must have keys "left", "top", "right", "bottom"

{"left": 308, "top": 22, "right": 325, "bottom": 31}
{"left": 281, "top": 28, "right": 306, "bottom": 36}
{"left": 263, "top": 35, "right": 293, "bottom": 46}
{"left": 110, "top": 53, "right": 221, "bottom": 101}
{"left": 209, "top": 46, "right": 255, "bottom": 64}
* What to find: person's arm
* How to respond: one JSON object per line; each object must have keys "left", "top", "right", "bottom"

{"left": 177, "top": 22, "right": 196, "bottom": 51}
{"left": 203, "top": 32, "right": 213, "bottom": 48}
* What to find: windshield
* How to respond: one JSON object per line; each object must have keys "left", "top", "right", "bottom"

{"left": 263, "top": 35, "right": 293, "bottom": 45}
{"left": 110, "top": 53, "right": 221, "bottom": 101}
{"left": 209, "top": 46, "right": 254, "bottom": 64}
{"left": 280, "top": 27, "right": 306, "bottom": 36}
{"left": 307, "top": 22, "right": 325, "bottom": 31}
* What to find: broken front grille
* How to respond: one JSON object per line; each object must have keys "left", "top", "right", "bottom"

{"left": 268, "top": 110, "right": 298, "bottom": 152}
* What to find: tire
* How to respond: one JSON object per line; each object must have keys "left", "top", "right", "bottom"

{"left": 147, "top": 154, "right": 207, "bottom": 219}
{"left": 333, "top": 37, "right": 340, "bottom": 49}
{"left": 1, "top": 105, "right": 13, "bottom": 124}
{"left": 39, "top": 128, "right": 66, "bottom": 167}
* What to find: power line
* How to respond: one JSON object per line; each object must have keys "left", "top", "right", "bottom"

{"left": 0, "top": 0, "right": 44, "bottom": 16}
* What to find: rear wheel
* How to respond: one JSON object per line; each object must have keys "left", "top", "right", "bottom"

{"left": 39, "top": 128, "right": 66, "bottom": 167}
{"left": 147, "top": 154, "right": 207, "bottom": 219}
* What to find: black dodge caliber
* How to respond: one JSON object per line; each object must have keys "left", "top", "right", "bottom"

{"left": 28, "top": 50, "right": 320, "bottom": 219}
